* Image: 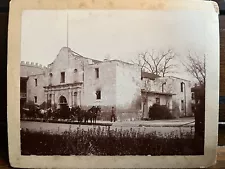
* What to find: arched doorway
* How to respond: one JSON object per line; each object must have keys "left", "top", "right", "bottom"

{"left": 58, "top": 95, "right": 68, "bottom": 110}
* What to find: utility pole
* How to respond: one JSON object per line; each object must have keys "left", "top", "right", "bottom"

{"left": 66, "top": 11, "right": 69, "bottom": 66}
{"left": 184, "top": 83, "right": 186, "bottom": 116}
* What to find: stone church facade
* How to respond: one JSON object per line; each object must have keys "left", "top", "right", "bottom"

{"left": 20, "top": 47, "right": 193, "bottom": 121}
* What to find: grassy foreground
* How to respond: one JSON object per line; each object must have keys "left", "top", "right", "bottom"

{"left": 21, "top": 127, "right": 203, "bottom": 156}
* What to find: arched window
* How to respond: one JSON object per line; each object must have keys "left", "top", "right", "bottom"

{"left": 181, "top": 82, "right": 185, "bottom": 92}
{"left": 162, "top": 82, "right": 166, "bottom": 92}
{"left": 49, "top": 73, "right": 53, "bottom": 85}
{"left": 74, "top": 69, "right": 78, "bottom": 73}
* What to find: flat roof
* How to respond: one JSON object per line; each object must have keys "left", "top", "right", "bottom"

{"left": 141, "top": 89, "right": 175, "bottom": 96}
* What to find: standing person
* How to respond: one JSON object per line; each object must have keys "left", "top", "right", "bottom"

{"left": 111, "top": 107, "right": 116, "bottom": 122}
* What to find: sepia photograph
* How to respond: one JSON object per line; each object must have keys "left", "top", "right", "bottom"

{"left": 18, "top": 9, "right": 208, "bottom": 156}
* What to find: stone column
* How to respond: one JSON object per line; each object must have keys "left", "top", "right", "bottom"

{"left": 71, "top": 90, "right": 73, "bottom": 107}
{"left": 71, "top": 90, "right": 74, "bottom": 107}
{"left": 144, "top": 96, "right": 148, "bottom": 119}
{"left": 169, "top": 98, "right": 172, "bottom": 110}
{"left": 141, "top": 101, "right": 144, "bottom": 118}
{"left": 52, "top": 92, "right": 54, "bottom": 105}
{"left": 73, "top": 91, "right": 77, "bottom": 107}
{"left": 50, "top": 91, "right": 54, "bottom": 108}
{"left": 78, "top": 89, "right": 81, "bottom": 106}
{"left": 49, "top": 92, "right": 51, "bottom": 104}
{"left": 68, "top": 89, "right": 71, "bottom": 107}
{"left": 45, "top": 93, "right": 48, "bottom": 110}
{"left": 52, "top": 92, "right": 55, "bottom": 110}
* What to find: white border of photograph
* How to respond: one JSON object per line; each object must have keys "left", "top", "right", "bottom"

{"left": 7, "top": 0, "right": 220, "bottom": 168}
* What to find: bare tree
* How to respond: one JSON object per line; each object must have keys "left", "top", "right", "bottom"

{"left": 132, "top": 49, "right": 177, "bottom": 77}
{"left": 183, "top": 51, "right": 206, "bottom": 85}
{"left": 183, "top": 51, "right": 205, "bottom": 152}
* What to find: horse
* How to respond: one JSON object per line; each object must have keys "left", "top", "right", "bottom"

{"left": 91, "top": 106, "right": 101, "bottom": 124}
{"left": 77, "top": 107, "right": 85, "bottom": 123}
{"left": 67, "top": 106, "right": 101, "bottom": 124}
{"left": 70, "top": 106, "right": 83, "bottom": 123}
{"left": 84, "top": 106, "right": 101, "bottom": 124}
{"left": 83, "top": 108, "right": 91, "bottom": 124}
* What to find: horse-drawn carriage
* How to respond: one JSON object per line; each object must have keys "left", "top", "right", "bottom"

{"left": 21, "top": 104, "right": 102, "bottom": 124}
{"left": 20, "top": 104, "right": 41, "bottom": 119}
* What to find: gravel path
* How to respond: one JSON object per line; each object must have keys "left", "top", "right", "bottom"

{"left": 21, "top": 121, "right": 195, "bottom": 137}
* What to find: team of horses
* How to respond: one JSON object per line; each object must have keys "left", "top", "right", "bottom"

{"left": 21, "top": 105, "right": 102, "bottom": 124}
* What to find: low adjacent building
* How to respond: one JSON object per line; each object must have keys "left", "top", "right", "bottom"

{"left": 20, "top": 61, "right": 47, "bottom": 107}
{"left": 141, "top": 74, "right": 193, "bottom": 118}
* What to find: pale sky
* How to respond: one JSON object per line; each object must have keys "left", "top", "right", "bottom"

{"left": 21, "top": 10, "right": 208, "bottom": 82}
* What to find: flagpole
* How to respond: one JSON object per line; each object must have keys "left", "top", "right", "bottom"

{"left": 67, "top": 11, "right": 69, "bottom": 65}
{"left": 67, "top": 11, "right": 69, "bottom": 48}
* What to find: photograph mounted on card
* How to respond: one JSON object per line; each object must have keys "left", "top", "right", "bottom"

{"left": 7, "top": 0, "right": 220, "bottom": 168}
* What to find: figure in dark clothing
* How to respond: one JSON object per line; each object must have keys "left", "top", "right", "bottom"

{"left": 111, "top": 107, "right": 116, "bottom": 122}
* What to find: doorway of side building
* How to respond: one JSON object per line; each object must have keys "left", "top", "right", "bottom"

{"left": 142, "top": 101, "right": 149, "bottom": 119}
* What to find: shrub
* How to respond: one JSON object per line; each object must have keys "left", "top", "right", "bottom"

{"left": 149, "top": 104, "right": 174, "bottom": 120}
{"left": 21, "top": 127, "right": 199, "bottom": 156}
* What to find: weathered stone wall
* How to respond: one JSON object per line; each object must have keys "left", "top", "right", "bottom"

{"left": 153, "top": 76, "right": 192, "bottom": 117}
{"left": 115, "top": 61, "right": 142, "bottom": 121}
{"left": 27, "top": 74, "right": 46, "bottom": 105}
{"left": 83, "top": 61, "right": 117, "bottom": 112}
{"left": 83, "top": 60, "right": 142, "bottom": 121}
{"left": 141, "top": 78, "right": 153, "bottom": 91}
{"left": 21, "top": 61, "right": 47, "bottom": 105}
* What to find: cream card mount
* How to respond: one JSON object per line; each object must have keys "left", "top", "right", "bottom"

{"left": 7, "top": 0, "right": 220, "bottom": 168}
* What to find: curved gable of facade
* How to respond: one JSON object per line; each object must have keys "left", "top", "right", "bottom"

{"left": 45, "top": 47, "right": 102, "bottom": 86}
{"left": 48, "top": 47, "right": 77, "bottom": 71}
